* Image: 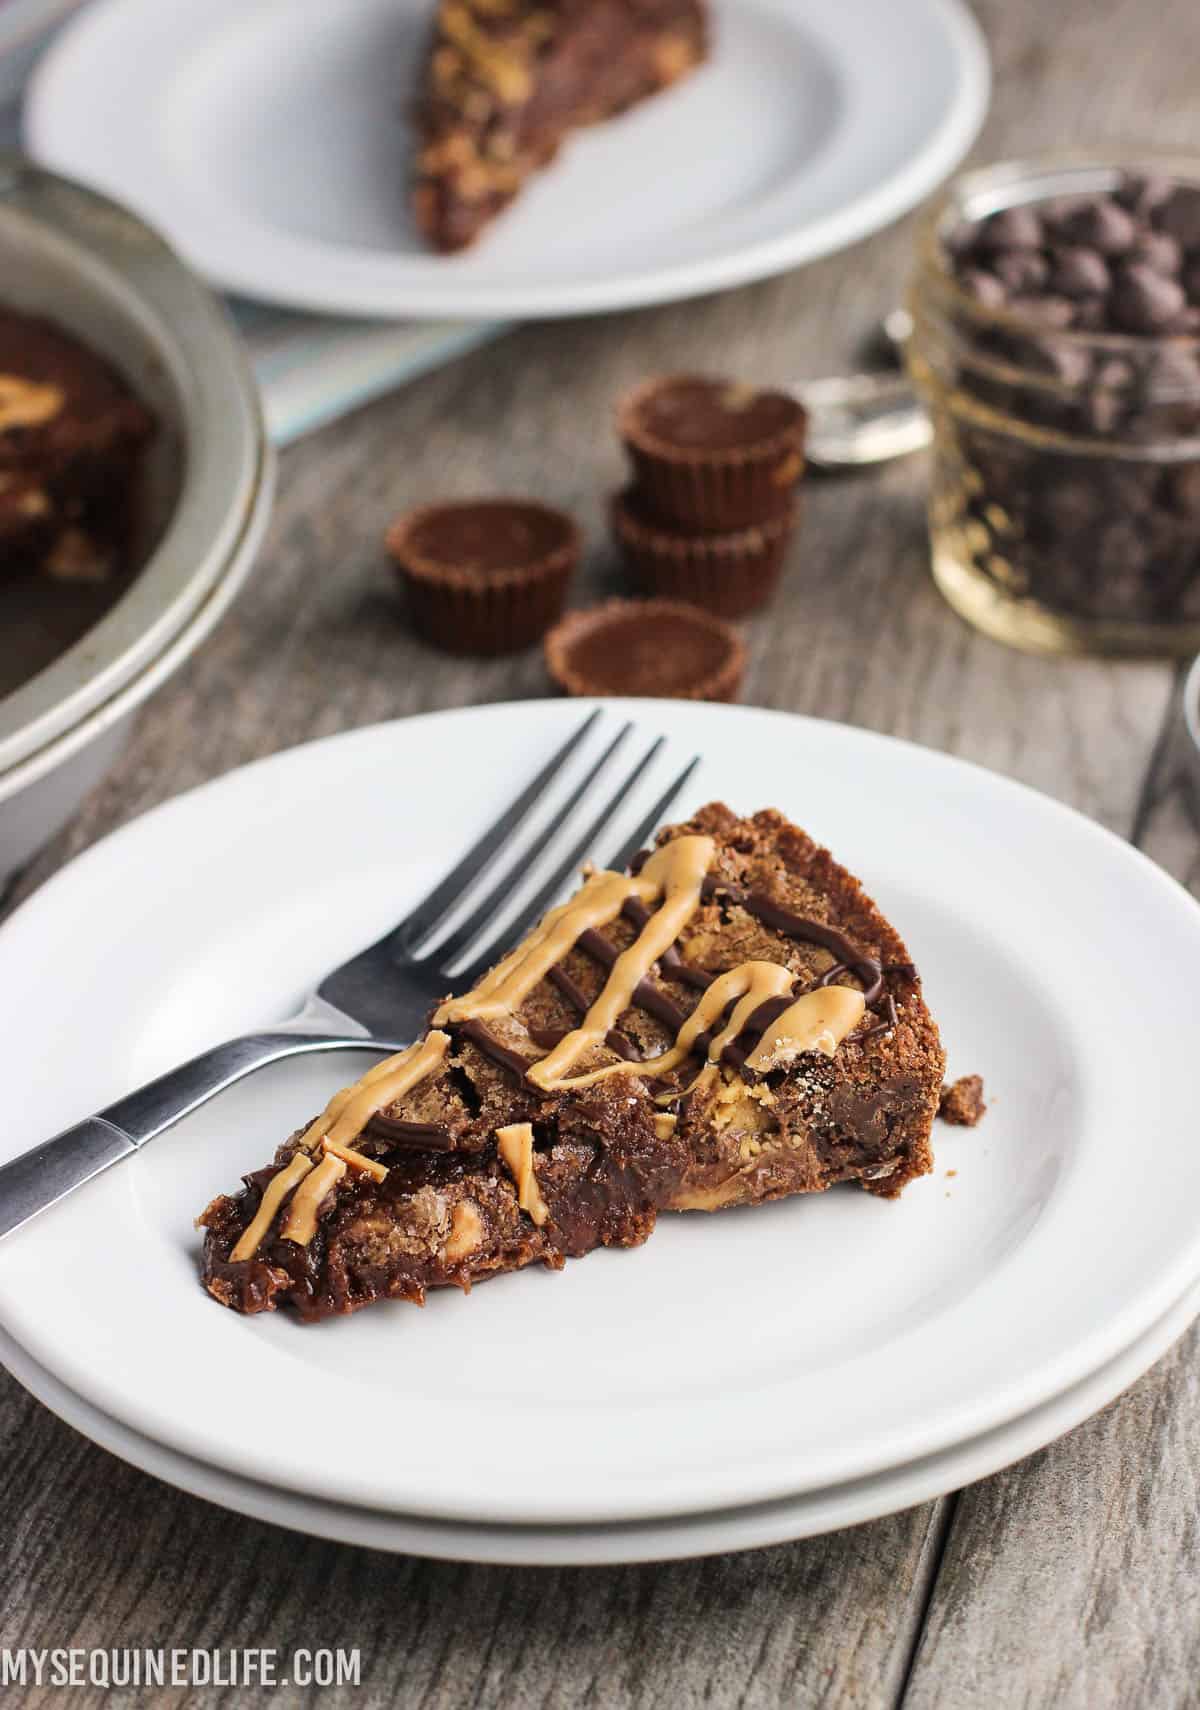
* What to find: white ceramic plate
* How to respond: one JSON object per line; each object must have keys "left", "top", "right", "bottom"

{"left": 24, "top": 0, "right": 989, "bottom": 319}
{"left": 3, "top": 1278, "right": 1197, "bottom": 1567}
{"left": 2, "top": 700, "right": 1199, "bottom": 1527}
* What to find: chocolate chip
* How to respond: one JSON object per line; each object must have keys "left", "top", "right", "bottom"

{"left": 1038, "top": 480, "right": 1100, "bottom": 534}
{"left": 943, "top": 218, "right": 979, "bottom": 257}
{"left": 1092, "top": 356, "right": 1135, "bottom": 391}
{"left": 1104, "top": 465, "right": 1160, "bottom": 515}
{"left": 1095, "top": 518, "right": 1150, "bottom": 578}
{"left": 1072, "top": 298, "right": 1107, "bottom": 331}
{"left": 977, "top": 206, "right": 1043, "bottom": 250}
{"left": 1159, "top": 188, "right": 1200, "bottom": 248}
{"left": 1129, "top": 229, "right": 1183, "bottom": 275}
{"left": 1111, "top": 262, "right": 1186, "bottom": 333}
{"left": 959, "top": 267, "right": 1007, "bottom": 309}
{"left": 1009, "top": 294, "right": 1076, "bottom": 328}
{"left": 1167, "top": 463, "right": 1200, "bottom": 515}
{"left": 1117, "top": 174, "right": 1175, "bottom": 221}
{"left": 1148, "top": 342, "right": 1200, "bottom": 393}
{"left": 1049, "top": 246, "right": 1110, "bottom": 297}
{"left": 1087, "top": 389, "right": 1125, "bottom": 435}
{"left": 992, "top": 250, "right": 1049, "bottom": 293}
{"left": 1040, "top": 337, "right": 1091, "bottom": 387}
{"left": 1056, "top": 199, "right": 1138, "bottom": 255}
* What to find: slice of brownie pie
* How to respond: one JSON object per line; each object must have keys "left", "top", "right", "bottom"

{"left": 411, "top": 0, "right": 709, "bottom": 252}
{"left": 199, "top": 804, "right": 945, "bottom": 1321}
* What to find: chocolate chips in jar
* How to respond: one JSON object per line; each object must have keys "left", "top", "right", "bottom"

{"left": 908, "top": 158, "right": 1200, "bottom": 654}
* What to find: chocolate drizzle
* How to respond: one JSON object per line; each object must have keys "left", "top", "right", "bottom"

{"left": 698, "top": 875, "right": 884, "bottom": 1004}
{"left": 574, "top": 927, "right": 693, "bottom": 1036}
{"left": 455, "top": 1017, "right": 536, "bottom": 1081}
{"left": 364, "top": 1115, "right": 456, "bottom": 1151}
{"left": 857, "top": 994, "right": 899, "bottom": 1040}
{"left": 529, "top": 1026, "right": 640, "bottom": 1062}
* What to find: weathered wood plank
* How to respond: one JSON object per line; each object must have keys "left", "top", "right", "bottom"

{"left": 0, "top": 1375, "right": 950, "bottom": 1710}
{"left": 901, "top": 675, "right": 1200, "bottom": 1710}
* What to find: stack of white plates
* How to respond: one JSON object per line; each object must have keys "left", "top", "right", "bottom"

{"left": 3, "top": 701, "right": 1199, "bottom": 1565}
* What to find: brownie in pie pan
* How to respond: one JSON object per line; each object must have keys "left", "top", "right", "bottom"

{"left": 0, "top": 308, "right": 154, "bottom": 586}
{"left": 200, "top": 803, "right": 944, "bottom": 1322}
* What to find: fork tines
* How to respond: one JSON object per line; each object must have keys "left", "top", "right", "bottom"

{"left": 398, "top": 714, "right": 699, "bottom": 986}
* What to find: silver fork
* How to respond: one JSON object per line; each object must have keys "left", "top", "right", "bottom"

{"left": 0, "top": 712, "right": 698, "bottom": 1242}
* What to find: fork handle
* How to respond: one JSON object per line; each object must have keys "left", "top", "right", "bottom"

{"left": 0, "top": 1032, "right": 388, "bottom": 1244}
{"left": 0, "top": 1118, "right": 136, "bottom": 1241}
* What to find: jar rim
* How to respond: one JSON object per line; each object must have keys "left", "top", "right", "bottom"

{"left": 917, "top": 148, "right": 1200, "bottom": 354}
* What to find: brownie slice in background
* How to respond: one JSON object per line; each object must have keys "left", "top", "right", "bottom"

{"left": 411, "top": 0, "right": 709, "bottom": 252}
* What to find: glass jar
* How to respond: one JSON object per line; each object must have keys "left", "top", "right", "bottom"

{"left": 907, "top": 154, "right": 1200, "bottom": 656}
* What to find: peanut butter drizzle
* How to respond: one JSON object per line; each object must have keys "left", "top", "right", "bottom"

{"left": 233, "top": 1032, "right": 453, "bottom": 1256}
{"left": 435, "top": 837, "right": 715, "bottom": 1047}
{"left": 322, "top": 1139, "right": 389, "bottom": 1182}
{"left": 743, "top": 987, "right": 866, "bottom": 1071}
{"left": 495, "top": 1122, "right": 549, "bottom": 1227}
{"left": 297, "top": 1032, "right": 452, "bottom": 1157}
{"left": 280, "top": 1153, "right": 347, "bottom": 1246}
{"left": 544, "top": 960, "right": 795, "bottom": 1093}
{"left": 523, "top": 837, "right": 716, "bottom": 1088}
{"left": 229, "top": 1151, "right": 315, "bottom": 1263}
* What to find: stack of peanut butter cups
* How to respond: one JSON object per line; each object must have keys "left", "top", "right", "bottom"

{"left": 612, "top": 375, "right": 806, "bottom": 618}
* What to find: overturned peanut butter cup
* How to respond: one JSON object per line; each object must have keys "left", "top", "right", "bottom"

{"left": 544, "top": 597, "right": 745, "bottom": 702}
{"left": 618, "top": 374, "right": 806, "bottom": 530}
{"left": 611, "top": 487, "right": 797, "bottom": 618}
{"left": 386, "top": 497, "right": 580, "bottom": 656}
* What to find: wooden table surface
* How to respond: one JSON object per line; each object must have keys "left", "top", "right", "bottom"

{"left": 5, "top": 0, "right": 1200, "bottom": 1702}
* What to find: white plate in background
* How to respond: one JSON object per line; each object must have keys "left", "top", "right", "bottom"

{"left": 1, "top": 701, "right": 1199, "bottom": 1527}
{"left": 25, "top": 0, "right": 988, "bottom": 317}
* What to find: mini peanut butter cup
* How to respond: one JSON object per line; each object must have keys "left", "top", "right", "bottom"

{"left": 386, "top": 497, "right": 580, "bottom": 656}
{"left": 610, "top": 487, "right": 797, "bottom": 618}
{"left": 618, "top": 374, "right": 806, "bottom": 530}
{"left": 544, "top": 598, "right": 745, "bottom": 703}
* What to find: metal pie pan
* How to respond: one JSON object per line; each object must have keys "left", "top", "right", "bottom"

{"left": 0, "top": 153, "right": 267, "bottom": 777}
